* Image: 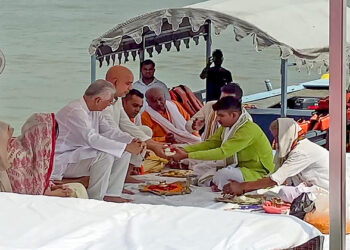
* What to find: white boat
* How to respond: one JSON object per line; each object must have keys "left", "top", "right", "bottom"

{"left": 0, "top": 0, "right": 348, "bottom": 249}
{"left": 86, "top": 0, "right": 350, "bottom": 248}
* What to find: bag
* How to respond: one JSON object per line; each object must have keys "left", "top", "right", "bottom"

{"left": 304, "top": 192, "right": 350, "bottom": 234}
{"left": 290, "top": 193, "right": 315, "bottom": 220}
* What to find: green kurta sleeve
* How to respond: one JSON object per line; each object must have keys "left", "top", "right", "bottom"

{"left": 184, "top": 127, "right": 223, "bottom": 153}
{"left": 186, "top": 125, "right": 256, "bottom": 160}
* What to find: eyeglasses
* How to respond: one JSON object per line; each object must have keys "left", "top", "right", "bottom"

{"left": 104, "top": 98, "right": 117, "bottom": 106}
{"left": 109, "top": 99, "right": 117, "bottom": 106}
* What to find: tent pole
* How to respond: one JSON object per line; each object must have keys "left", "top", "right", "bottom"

{"left": 280, "top": 58, "right": 288, "bottom": 117}
{"left": 91, "top": 55, "right": 96, "bottom": 83}
{"left": 329, "top": 0, "right": 347, "bottom": 248}
{"left": 139, "top": 35, "right": 145, "bottom": 79}
{"left": 205, "top": 20, "right": 212, "bottom": 65}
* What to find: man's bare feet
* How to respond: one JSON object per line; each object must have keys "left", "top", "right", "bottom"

{"left": 122, "top": 188, "right": 135, "bottom": 195}
{"left": 125, "top": 175, "right": 144, "bottom": 183}
{"left": 210, "top": 183, "right": 221, "bottom": 192}
{"left": 103, "top": 196, "right": 132, "bottom": 203}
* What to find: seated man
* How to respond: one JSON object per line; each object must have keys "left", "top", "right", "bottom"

{"left": 133, "top": 59, "right": 171, "bottom": 100}
{"left": 171, "top": 96, "right": 274, "bottom": 191}
{"left": 142, "top": 87, "right": 201, "bottom": 144}
{"left": 122, "top": 89, "right": 145, "bottom": 126}
{"left": 185, "top": 82, "right": 249, "bottom": 141}
{"left": 53, "top": 79, "right": 144, "bottom": 203}
{"left": 103, "top": 66, "right": 166, "bottom": 179}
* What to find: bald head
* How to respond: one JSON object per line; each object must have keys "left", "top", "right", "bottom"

{"left": 145, "top": 88, "right": 166, "bottom": 112}
{"left": 105, "top": 65, "right": 134, "bottom": 97}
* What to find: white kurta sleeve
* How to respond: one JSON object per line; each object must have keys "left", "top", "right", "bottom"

{"left": 185, "top": 103, "right": 207, "bottom": 133}
{"left": 270, "top": 151, "right": 311, "bottom": 185}
{"left": 99, "top": 114, "right": 134, "bottom": 144}
{"left": 66, "top": 109, "right": 127, "bottom": 158}
{"left": 119, "top": 107, "right": 151, "bottom": 141}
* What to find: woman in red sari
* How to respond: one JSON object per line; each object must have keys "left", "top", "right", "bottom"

{"left": 0, "top": 113, "right": 74, "bottom": 196}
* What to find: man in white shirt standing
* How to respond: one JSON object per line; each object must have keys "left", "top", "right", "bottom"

{"left": 133, "top": 59, "right": 171, "bottom": 100}
{"left": 53, "top": 80, "right": 144, "bottom": 203}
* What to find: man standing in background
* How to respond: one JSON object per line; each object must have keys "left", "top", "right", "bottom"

{"left": 200, "top": 49, "right": 232, "bottom": 102}
{"left": 133, "top": 59, "right": 171, "bottom": 100}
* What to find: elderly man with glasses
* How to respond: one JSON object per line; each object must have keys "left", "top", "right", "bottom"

{"left": 52, "top": 79, "right": 144, "bottom": 203}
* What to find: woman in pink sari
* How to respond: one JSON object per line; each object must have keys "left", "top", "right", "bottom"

{"left": 0, "top": 113, "right": 74, "bottom": 196}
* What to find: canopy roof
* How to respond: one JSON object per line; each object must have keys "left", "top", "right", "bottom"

{"left": 89, "top": 0, "right": 350, "bottom": 70}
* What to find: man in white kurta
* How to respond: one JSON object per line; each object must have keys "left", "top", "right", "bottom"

{"left": 104, "top": 65, "right": 167, "bottom": 166}
{"left": 185, "top": 83, "right": 246, "bottom": 140}
{"left": 53, "top": 80, "right": 143, "bottom": 203}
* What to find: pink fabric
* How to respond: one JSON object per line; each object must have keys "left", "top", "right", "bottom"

{"left": 6, "top": 113, "right": 56, "bottom": 195}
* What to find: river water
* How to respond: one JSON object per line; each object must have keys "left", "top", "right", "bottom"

{"left": 0, "top": 0, "right": 320, "bottom": 133}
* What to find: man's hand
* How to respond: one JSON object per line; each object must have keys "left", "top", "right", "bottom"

{"left": 125, "top": 138, "right": 143, "bottom": 154}
{"left": 165, "top": 133, "right": 176, "bottom": 144}
{"left": 222, "top": 180, "right": 245, "bottom": 196}
{"left": 200, "top": 57, "right": 212, "bottom": 79}
{"left": 140, "top": 141, "right": 147, "bottom": 153}
{"left": 151, "top": 142, "right": 167, "bottom": 158}
{"left": 170, "top": 147, "right": 188, "bottom": 162}
{"left": 192, "top": 118, "right": 205, "bottom": 131}
{"left": 46, "top": 184, "right": 73, "bottom": 197}
{"left": 207, "top": 56, "right": 213, "bottom": 67}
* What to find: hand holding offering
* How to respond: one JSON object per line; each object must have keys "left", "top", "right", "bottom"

{"left": 165, "top": 133, "right": 176, "bottom": 144}
{"left": 192, "top": 118, "right": 205, "bottom": 131}
{"left": 164, "top": 146, "right": 176, "bottom": 157}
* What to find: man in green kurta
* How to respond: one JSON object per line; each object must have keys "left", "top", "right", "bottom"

{"left": 171, "top": 96, "right": 274, "bottom": 190}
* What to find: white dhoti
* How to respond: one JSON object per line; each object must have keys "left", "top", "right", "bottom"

{"left": 212, "top": 165, "right": 244, "bottom": 190}
{"left": 64, "top": 152, "right": 131, "bottom": 200}
{"left": 181, "top": 159, "right": 225, "bottom": 186}
{"left": 130, "top": 125, "right": 153, "bottom": 167}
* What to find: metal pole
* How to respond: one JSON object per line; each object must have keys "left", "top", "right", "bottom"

{"left": 91, "top": 55, "right": 96, "bottom": 83}
{"left": 205, "top": 20, "right": 212, "bottom": 64}
{"left": 329, "top": 0, "right": 347, "bottom": 248}
{"left": 280, "top": 58, "right": 288, "bottom": 117}
{"left": 139, "top": 35, "right": 145, "bottom": 79}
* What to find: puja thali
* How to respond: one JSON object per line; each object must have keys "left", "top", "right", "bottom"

{"left": 158, "top": 170, "right": 195, "bottom": 178}
{"left": 139, "top": 181, "right": 191, "bottom": 196}
{"left": 215, "top": 194, "right": 263, "bottom": 205}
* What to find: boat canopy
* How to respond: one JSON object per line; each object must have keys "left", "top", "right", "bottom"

{"left": 89, "top": 0, "right": 350, "bottom": 71}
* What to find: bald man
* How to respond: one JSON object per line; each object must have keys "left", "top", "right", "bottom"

{"left": 141, "top": 88, "right": 201, "bottom": 144}
{"left": 102, "top": 66, "right": 167, "bottom": 182}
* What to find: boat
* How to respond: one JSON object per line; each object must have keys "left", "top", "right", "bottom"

{"left": 87, "top": 0, "right": 350, "bottom": 248}
{"left": 89, "top": 0, "right": 350, "bottom": 146}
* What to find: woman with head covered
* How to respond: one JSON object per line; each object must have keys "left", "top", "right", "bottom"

{"left": 0, "top": 113, "right": 87, "bottom": 197}
{"left": 222, "top": 118, "right": 329, "bottom": 196}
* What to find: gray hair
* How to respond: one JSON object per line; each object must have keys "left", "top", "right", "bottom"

{"left": 145, "top": 87, "right": 165, "bottom": 100}
{"left": 84, "top": 79, "right": 116, "bottom": 99}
